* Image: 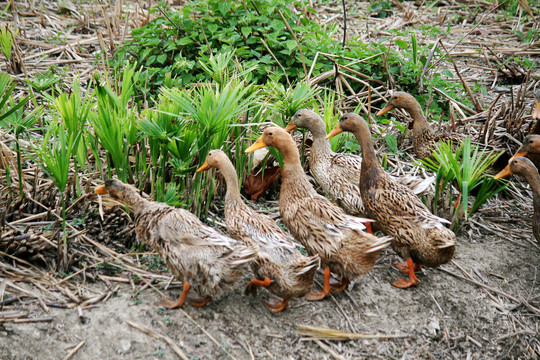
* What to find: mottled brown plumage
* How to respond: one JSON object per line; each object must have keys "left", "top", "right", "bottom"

{"left": 197, "top": 150, "right": 319, "bottom": 312}
{"left": 246, "top": 127, "right": 391, "bottom": 300}
{"left": 286, "top": 109, "right": 434, "bottom": 216}
{"left": 95, "top": 179, "right": 257, "bottom": 308}
{"left": 377, "top": 92, "right": 462, "bottom": 160}
{"left": 494, "top": 153, "right": 540, "bottom": 244}
{"left": 327, "top": 113, "right": 456, "bottom": 288}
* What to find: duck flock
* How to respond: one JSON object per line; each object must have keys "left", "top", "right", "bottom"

{"left": 95, "top": 90, "right": 540, "bottom": 313}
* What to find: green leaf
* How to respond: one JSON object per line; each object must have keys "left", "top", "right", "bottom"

{"left": 385, "top": 134, "right": 398, "bottom": 153}
{"left": 442, "top": 69, "right": 454, "bottom": 78}
{"left": 157, "top": 54, "right": 167, "bottom": 64}
{"left": 241, "top": 26, "right": 251, "bottom": 38}
{"left": 178, "top": 37, "right": 194, "bottom": 46}
{"left": 395, "top": 39, "right": 408, "bottom": 50}
{"left": 218, "top": 2, "right": 231, "bottom": 16}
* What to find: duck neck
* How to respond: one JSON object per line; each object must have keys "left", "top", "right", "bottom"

{"left": 279, "top": 140, "right": 309, "bottom": 183}
{"left": 118, "top": 190, "right": 150, "bottom": 216}
{"left": 405, "top": 101, "right": 430, "bottom": 133}
{"left": 310, "top": 125, "right": 333, "bottom": 158}
{"left": 349, "top": 121, "right": 381, "bottom": 170}
{"left": 219, "top": 161, "right": 242, "bottom": 201}
{"left": 523, "top": 170, "right": 540, "bottom": 196}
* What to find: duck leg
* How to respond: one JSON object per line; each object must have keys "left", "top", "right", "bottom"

{"left": 329, "top": 276, "right": 350, "bottom": 293}
{"left": 365, "top": 222, "right": 373, "bottom": 234}
{"left": 187, "top": 294, "right": 211, "bottom": 308}
{"left": 157, "top": 282, "right": 191, "bottom": 309}
{"left": 263, "top": 298, "right": 289, "bottom": 313}
{"left": 392, "top": 258, "right": 420, "bottom": 288}
{"left": 245, "top": 277, "right": 272, "bottom": 296}
{"left": 306, "top": 267, "right": 331, "bottom": 301}
{"left": 395, "top": 261, "right": 422, "bottom": 273}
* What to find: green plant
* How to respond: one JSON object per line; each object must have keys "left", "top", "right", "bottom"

{"left": 53, "top": 77, "right": 93, "bottom": 170}
{"left": 30, "top": 123, "right": 78, "bottom": 269}
{"left": 0, "top": 25, "right": 15, "bottom": 62}
{"left": 0, "top": 74, "right": 41, "bottom": 197}
{"left": 418, "top": 139, "right": 508, "bottom": 229}
{"left": 145, "top": 71, "right": 261, "bottom": 215}
{"left": 89, "top": 65, "right": 142, "bottom": 182}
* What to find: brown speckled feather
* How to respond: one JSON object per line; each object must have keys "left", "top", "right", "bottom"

{"left": 290, "top": 109, "right": 434, "bottom": 215}
{"left": 201, "top": 150, "right": 319, "bottom": 300}
{"left": 378, "top": 92, "right": 463, "bottom": 160}
{"left": 336, "top": 113, "right": 456, "bottom": 268}
{"left": 101, "top": 179, "right": 257, "bottom": 298}
{"left": 249, "top": 127, "right": 391, "bottom": 282}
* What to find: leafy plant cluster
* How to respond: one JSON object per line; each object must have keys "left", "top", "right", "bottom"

{"left": 418, "top": 139, "right": 508, "bottom": 231}
{"left": 114, "top": 0, "right": 328, "bottom": 96}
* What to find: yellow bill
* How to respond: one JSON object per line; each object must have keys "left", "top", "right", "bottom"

{"left": 245, "top": 136, "right": 268, "bottom": 153}
{"left": 95, "top": 184, "right": 107, "bottom": 194}
{"left": 196, "top": 160, "right": 211, "bottom": 172}
{"left": 493, "top": 151, "right": 527, "bottom": 179}
{"left": 533, "top": 99, "right": 540, "bottom": 120}
{"left": 325, "top": 125, "right": 344, "bottom": 140}
{"left": 376, "top": 104, "right": 394, "bottom": 116}
{"left": 284, "top": 122, "right": 297, "bottom": 132}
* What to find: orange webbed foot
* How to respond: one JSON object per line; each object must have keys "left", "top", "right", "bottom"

{"left": 306, "top": 267, "right": 331, "bottom": 301}
{"left": 395, "top": 261, "right": 422, "bottom": 274}
{"left": 392, "top": 258, "right": 420, "bottom": 289}
{"left": 392, "top": 278, "right": 419, "bottom": 288}
{"left": 263, "top": 298, "right": 289, "bottom": 313}
{"left": 157, "top": 282, "right": 191, "bottom": 309}
{"left": 188, "top": 296, "right": 211, "bottom": 308}
{"left": 329, "top": 277, "right": 350, "bottom": 293}
{"left": 245, "top": 277, "right": 272, "bottom": 296}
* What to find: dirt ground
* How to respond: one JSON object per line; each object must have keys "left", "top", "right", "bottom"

{"left": 1, "top": 210, "right": 539, "bottom": 360}
{"left": 1, "top": 0, "right": 540, "bottom": 359}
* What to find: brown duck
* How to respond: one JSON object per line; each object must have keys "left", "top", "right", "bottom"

{"left": 327, "top": 113, "right": 456, "bottom": 288}
{"left": 377, "top": 92, "right": 462, "bottom": 160}
{"left": 285, "top": 108, "right": 434, "bottom": 219}
{"left": 526, "top": 90, "right": 540, "bottom": 168}
{"left": 495, "top": 149, "right": 540, "bottom": 244}
{"left": 246, "top": 127, "right": 391, "bottom": 301}
{"left": 95, "top": 179, "right": 257, "bottom": 309}
{"left": 197, "top": 150, "right": 319, "bottom": 312}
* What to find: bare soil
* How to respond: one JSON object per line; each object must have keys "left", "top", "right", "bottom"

{"left": 1, "top": 212, "right": 539, "bottom": 359}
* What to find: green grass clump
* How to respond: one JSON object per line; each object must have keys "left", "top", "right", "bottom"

{"left": 417, "top": 139, "right": 508, "bottom": 230}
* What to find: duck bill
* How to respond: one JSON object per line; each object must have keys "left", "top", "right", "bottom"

{"left": 493, "top": 151, "right": 527, "bottom": 179}
{"left": 196, "top": 161, "right": 211, "bottom": 172}
{"left": 245, "top": 136, "right": 268, "bottom": 153}
{"left": 95, "top": 184, "right": 107, "bottom": 194}
{"left": 533, "top": 99, "right": 540, "bottom": 120}
{"left": 325, "top": 126, "right": 343, "bottom": 140}
{"left": 284, "top": 122, "right": 297, "bottom": 132}
{"left": 494, "top": 166, "right": 512, "bottom": 180}
{"left": 376, "top": 104, "right": 395, "bottom": 116}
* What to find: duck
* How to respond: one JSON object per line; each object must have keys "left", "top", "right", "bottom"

{"left": 95, "top": 179, "right": 257, "bottom": 309}
{"left": 526, "top": 90, "right": 540, "bottom": 168}
{"left": 498, "top": 134, "right": 540, "bottom": 174}
{"left": 196, "top": 150, "right": 319, "bottom": 312}
{"left": 285, "top": 109, "right": 434, "bottom": 218}
{"left": 376, "top": 92, "right": 462, "bottom": 160}
{"left": 245, "top": 127, "right": 391, "bottom": 300}
{"left": 494, "top": 157, "right": 540, "bottom": 243}
{"left": 326, "top": 113, "right": 456, "bottom": 288}
{"left": 530, "top": 89, "right": 540, "bottom": 132}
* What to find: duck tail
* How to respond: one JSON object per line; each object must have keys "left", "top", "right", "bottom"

{"left": 364, "top": 235, "right": 392, "bottom": 253}
{"left": 294, "top": 254, "right": 320, "bottom": 275}
{"left": 228, "top": 244, "right": 259, "bottom": 267}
